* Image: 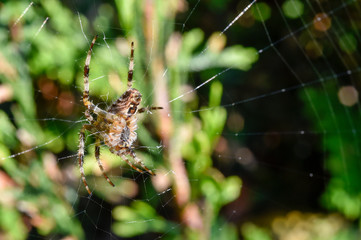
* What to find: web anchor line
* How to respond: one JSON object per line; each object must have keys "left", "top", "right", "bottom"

{"left": 12, "top": 1, "right": 34, "bottom": 28}
{"left": 169, "top": 67, "right": 231, "bottom": 103}
{"left": 169, "top": 0, "right": 257, "bottom": 104}
{"left": 33, "top": 17, "right": 49, "bottom": 38}
{"left": 199, "top": 0, "right": 257, "bottom": 56}
{"left": 1, "top": 122, "right": 80, "bottom": 161}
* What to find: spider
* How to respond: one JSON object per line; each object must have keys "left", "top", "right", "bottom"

{"left": 78, "top": 35, "right": 163, "bottom": 195}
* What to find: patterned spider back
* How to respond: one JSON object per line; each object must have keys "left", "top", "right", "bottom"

{"left": 108, "top": 88, "right": 142, "bottom": 116}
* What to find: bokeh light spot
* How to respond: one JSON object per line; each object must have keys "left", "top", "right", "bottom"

{"left": 338, "top": 33, "right": 357, "bottom": 54}
{"left": 253, "top": 2, "right": 271, "bottom": 22}
{"left": 227, "top": 112, "right": 244, "bottom": 132}
{"left": 313, "top": 13, "right": 332, "bottom": 32}
{"left": 282, "top": 0, "right": 304, "bottom": 19}
{"left": 338, "top": 86, "right": 358, "bottom": 107}
{"left": 305, "top": 41, "right": 323, "bottom": 58}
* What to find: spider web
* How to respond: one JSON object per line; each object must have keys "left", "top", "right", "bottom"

{"left": 0, "top": 0, "right": 361, "bottom": 239}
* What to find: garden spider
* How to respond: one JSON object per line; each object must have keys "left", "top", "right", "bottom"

{"left": 78, "top": 35, "right": 162, "bottom": 195}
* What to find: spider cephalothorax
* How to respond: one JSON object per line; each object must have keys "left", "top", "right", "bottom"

{"left": 78, "top": 35, "right": 162, "bottom": 195}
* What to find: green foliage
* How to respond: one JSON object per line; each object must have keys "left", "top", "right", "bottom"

{"left": 0, "top": 1, "right": 87, "bottom": 238}
{"left": 201, "top": 175, "right": 242, "bottom": 211}
{"left": 188, "top": 42, "right": 258, "bottom": 71}
{"left": 0, "top": 205, "right": 27, "bottom": 240}
{"left": 241, "top": 223, "right": 272, "bottom": 240}
{"left": 112, "top": 201, "right": 175, "bottom": 237}
{"left": 1, "top": 0, "right": 360, "bottom": 239}
{"left": 0, "top": 0, "right": 259, "bottom": 239}
{"left": 301, "top": 85, "right": 361, "bottom": 220}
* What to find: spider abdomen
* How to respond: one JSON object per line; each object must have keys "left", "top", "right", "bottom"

{"left": 102, "top": 116, "right": 138, "bottom": 150}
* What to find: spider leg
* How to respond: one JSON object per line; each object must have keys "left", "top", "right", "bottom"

{"left": 128, "top": 149, "right": 156, "bottom": 176}
{"left": 85, "top": 109, "right": 93, "bottom": 122}
{"left": 110, "top": 149, "right": 152, "bottom": 175}
{"left": 83, "top": 35, "right": 116, "bottom": 121}
{"left": 83, "top": 35, "right": 98, "bottom": 110}
{"left": 138, "top": 106, "right": 163, "bottom": 114}
{"left": 79, "top": 124, "right": 92, "bottom": 195}
{"left": 95, "top": 138, "right": 115, "bottom": 187}
{"left": 127, "top": 42, "right": 134, "bottom": 89}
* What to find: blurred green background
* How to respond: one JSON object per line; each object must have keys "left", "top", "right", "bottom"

{"left": 0, "top": 0, "right": 360, "bottom": 239}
